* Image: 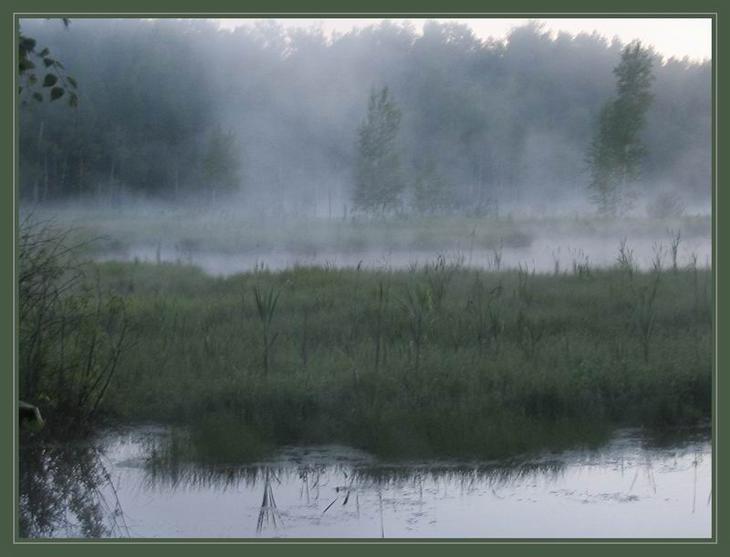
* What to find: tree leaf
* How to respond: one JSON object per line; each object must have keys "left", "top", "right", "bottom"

{"left": 43, "top": 58, "right": 55, "bottom": 68}
{"left": 19, "top": 37, "right": 36, "bottom": 51}
{"left": 39, "top": 48, "right": 50, "bottom": 57}
{"left": 32, "top": 92, "right": 43, "bottom": 102}
{"left": 67, "top": 77, "right": 78, "bottom": 89}
{"left": 19, "top": 58, "right": 35, "bottom": 72}
{"left": 43, "top": 74, "right": 58, "bottom": 87}
{"left": 68, "top": 92, "right": 79, "bottom": 108}
{"left": 50, "top": 87, "right": 64, "bottom": 101}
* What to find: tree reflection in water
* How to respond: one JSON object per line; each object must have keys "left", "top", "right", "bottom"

{"left": 19, "top": 442, "right": 129, "bottom": 539}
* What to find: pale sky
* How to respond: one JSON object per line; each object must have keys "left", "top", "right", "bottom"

{"left": 215, "top": 18, "right": 712, "bottom": 62}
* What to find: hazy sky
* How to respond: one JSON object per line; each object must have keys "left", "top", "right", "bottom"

{"left": 215, "top": 18, "right": 712, "bottom": 62}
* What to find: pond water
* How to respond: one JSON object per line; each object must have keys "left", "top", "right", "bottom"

{"left": 97, "top": 233, "right": 711, "bottom": 276}
{"left": 18, "top": 427, "right": 711, "bottom": 539}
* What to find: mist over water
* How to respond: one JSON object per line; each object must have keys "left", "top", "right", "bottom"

{"left": 95, "top": 227, "right": 711, "bottom": 276}
{"left": 18, "top": 18, "right": 711, "bottom": 276}
{"left": 45, "top": 200, "right": 705, "bottom": 276}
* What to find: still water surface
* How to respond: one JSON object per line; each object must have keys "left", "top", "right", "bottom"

{"left": 19, "top": 427, "right": 711, "bottom": 539}
{"left": 98, "top": 234, "right": 711, "bottom": 276}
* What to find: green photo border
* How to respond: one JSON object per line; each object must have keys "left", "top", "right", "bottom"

{"left": 1, "top": 1, "right": 724, "bottom": 553}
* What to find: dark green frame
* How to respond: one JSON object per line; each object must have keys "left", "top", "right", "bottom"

{"left": 1, "top": 1, "right": 724, "bottom": 553}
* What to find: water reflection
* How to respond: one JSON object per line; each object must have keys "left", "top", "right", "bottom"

{"left": 18, "top": 427, "right": 712, "bottom": 539}
{"left": 18, "top": 442, "right": 130, "bottom": 538}
{"left": 256, "top": 468, "right": 283, "bottom": 533}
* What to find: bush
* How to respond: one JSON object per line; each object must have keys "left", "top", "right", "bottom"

{"left": 18, "top": 218, "right": 133, "bottom": 430}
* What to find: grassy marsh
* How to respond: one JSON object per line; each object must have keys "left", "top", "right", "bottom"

{"left": 83, "top": 256, "right": 712, "bottom": 461}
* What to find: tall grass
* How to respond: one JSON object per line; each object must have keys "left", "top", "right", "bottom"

{"left": 616, "top": 238, "right": 635, "bottom": 277}
{"left": 372, "top": 279, "right": 389, "bottom": 373}
{"left": 58, "top": 257, "right": 711, "bottom": 460}
{"left": 399, "top": 283, "right": 434, "bottom": 373}
{"left": 632, "top": 271, "right": 661, "bottom": 364}
{"left": 18, "top": 219, "right": 133, "bottom": 429}
{"left": 253, "top": 285, "right": 280, "bottom": 376}
{"left": 669, "top": 229, "right": 682, "bottom": 273}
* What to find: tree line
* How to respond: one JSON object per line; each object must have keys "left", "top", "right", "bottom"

{"left": 18, "top": 19, "right": 710, "bottom": 215}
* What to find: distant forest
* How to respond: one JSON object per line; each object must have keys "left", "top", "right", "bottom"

{"left": 18, "top": 19, "right": 711, "bottom": 215}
